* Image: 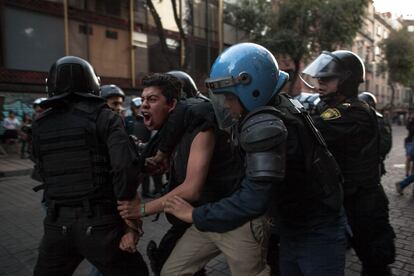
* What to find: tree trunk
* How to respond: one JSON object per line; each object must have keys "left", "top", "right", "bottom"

{"left": 389, "top": 82, "right": 396, "bottom": 120}
{"left": 147, "top": 0, "right": 173, "bottom": 69}
{"left": 171, "top": 0, "right": 190, "bottom": 70}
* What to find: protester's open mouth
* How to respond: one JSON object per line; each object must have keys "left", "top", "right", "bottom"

{"left": 141, "top": 111, "right": 151, "bottom": 126}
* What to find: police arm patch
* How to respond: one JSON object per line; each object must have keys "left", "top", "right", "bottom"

{"left": 320, "top": 108, "right": 341, "bottom": 120}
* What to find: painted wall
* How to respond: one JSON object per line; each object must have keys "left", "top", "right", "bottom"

{"left": 0, "top": 92, "right": 45, "bottom": 121}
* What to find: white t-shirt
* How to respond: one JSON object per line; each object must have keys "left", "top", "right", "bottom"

{"left": 3, "top": 117, "right": 20, "bottom": 130}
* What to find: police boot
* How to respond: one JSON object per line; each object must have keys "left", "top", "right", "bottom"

{"left": 146, "top": 240, "right": 161, "bottom": 275}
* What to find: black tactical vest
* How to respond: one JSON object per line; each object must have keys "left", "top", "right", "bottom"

{"left": 34, "top": 101, "right": 112, "bottom": 205}
{"left": 271, "top": 93, "right": 343, "bottom": 219}
{"left": 317, "top": 99, "right": 380, "bottom": 194}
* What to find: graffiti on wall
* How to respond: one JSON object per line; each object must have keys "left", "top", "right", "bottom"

{"left": 0, "top": 92, "right": 46, "bottom": 120}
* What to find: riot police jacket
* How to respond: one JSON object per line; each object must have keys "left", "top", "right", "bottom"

{"left": 271, "top": 93, "right": 344, "bottom": 224}
{"left": 32, "top": 97, "right": 140, "bottom": 206}
{"left": 312, "top": 97, "right": 380, "bottom": 195}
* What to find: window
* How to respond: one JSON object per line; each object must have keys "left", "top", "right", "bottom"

{"left": 106, "top": 30, "right": 118, "bottom": 39}
{"left": 79, "top": 24, "right": 92, "bottom": 35}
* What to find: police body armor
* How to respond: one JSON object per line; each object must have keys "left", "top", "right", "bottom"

{"left": 316, "top": 99, "right": 380, "bottom": 195}
{"left": 35, "top": 101, "right": 112, "bottom": 207}
{"left": 272, "top": 93, "right": 344, "bottom": 218}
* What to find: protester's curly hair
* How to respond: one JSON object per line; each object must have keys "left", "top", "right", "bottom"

{"left": 142, "top": 73, "right": 182, "bottom": 103}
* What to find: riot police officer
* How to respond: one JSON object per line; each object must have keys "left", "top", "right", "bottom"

{"left": 101, "top": 84, "right": 125, "bottom": 114}
{"left": 164, "top": 43, "right": 346, "bottom": 276}
{"left": 302, "top": 50, "right": 396, "bottom": 276}
{"left": 32, "top": 56, "right": 148, "bottom": 276}
{"left": 358, "top": 92, "right": 392, "bottom": 176}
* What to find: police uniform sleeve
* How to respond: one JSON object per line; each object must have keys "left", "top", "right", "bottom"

{"left": 192, "top": 114, "right": 287, "bottom": 233}
{"left": 193, "top": 177, "right": 274, "bottom": 232}
{"left": 98, "top": 109, "right": 140, "bottom": 200}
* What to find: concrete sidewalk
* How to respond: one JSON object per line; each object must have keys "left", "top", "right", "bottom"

{"left": 0, "top": 153, "right": 33, "bottom": 178}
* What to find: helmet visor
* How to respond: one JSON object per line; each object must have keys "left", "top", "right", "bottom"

{"left": 208, "top": 90, "right": 240, "bottom": 131}
{"left": 302, "top": 52, "right": 345, "bottom": 79}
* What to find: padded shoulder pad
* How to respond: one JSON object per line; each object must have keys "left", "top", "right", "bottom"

{"left": 240, "top": 110, "right": 287, "bottom": 153}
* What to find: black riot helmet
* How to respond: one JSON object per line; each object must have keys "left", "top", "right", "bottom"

{"left": 302, "top": 50, "right": 365, "bottom": 98}
{"left": 100, "top": 84, "right": 125, "bottom": 100}
{"left": 33, "top": 97, "right": 47, "bottom": 108}
{"left": 358, "top": 92, "right": 377, "bottom": 109}
{"left": 47, "top": 56, "right": 101, "bottom": 99}
{"left": 167, "top": 70, "right": 198, "bottom": 98}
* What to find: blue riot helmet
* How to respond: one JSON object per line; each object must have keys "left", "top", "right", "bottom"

{"left": 205, "top": 43, "right": 289, "bottom": 129}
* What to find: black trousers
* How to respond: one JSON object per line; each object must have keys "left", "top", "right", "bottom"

{"left": 345, "top": 185, "right": 395, "bottom": 276}
{"left": 34, "top": 207, "right": 148, "bottom": 276}
{"left": 149, "top": 223, "right": 189, "bottom": 275}
{"left": 148, "top": 220, "right": 204, "bottom": 276}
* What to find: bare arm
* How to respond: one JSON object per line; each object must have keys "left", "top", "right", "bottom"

{"left": 118, "top": 128, "right": 216, "bottom": 219}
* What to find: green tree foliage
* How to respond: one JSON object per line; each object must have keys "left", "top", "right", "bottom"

{"left": 225, "top": 0, "right": 368, "bottom": 93}
{"left": 383, "top": 29, "right": 414, "bottom": 86}
{"left": 383, "top": 28, "right": 414, "bottom": 108}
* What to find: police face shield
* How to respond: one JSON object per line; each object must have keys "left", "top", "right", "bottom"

{"left": 206, "top": 74, "right": 251, "bottom": 130}
{"left": 208, "top": 90, "right": 240, "bottom": 131}
{"left": 300, "top": 52, "right": 345, "bottom": 90}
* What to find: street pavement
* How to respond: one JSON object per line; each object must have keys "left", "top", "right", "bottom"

{"left": 0, "top": 125, "right": 413, "bottom": 276}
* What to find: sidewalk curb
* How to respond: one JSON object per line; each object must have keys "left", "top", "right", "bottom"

{"left": 0, "top": 168, "right": 33, "bottom": 178}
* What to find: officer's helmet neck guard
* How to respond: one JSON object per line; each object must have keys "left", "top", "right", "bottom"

{"left": 47, "top": 56, "right": 101, "bottom": 98}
